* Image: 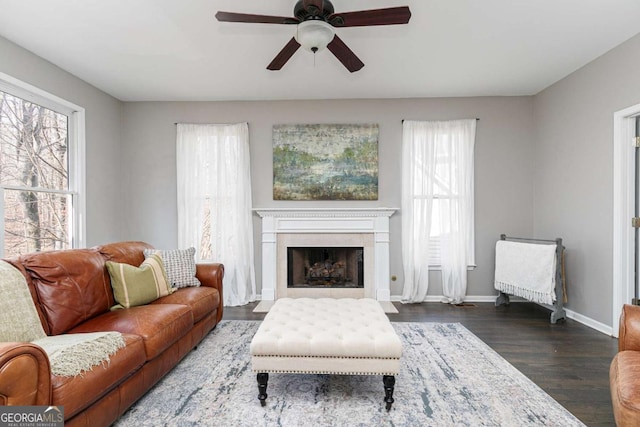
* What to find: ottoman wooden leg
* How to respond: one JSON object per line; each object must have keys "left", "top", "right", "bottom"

{"left": 257, "top": 373, "right": 269, "bottom": 406}
{"left": 383, "top": 375, "right": 395, "bottom": 411}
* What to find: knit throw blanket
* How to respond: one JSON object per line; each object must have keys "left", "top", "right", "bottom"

{"left": 33, "top": 332, "right": 126, "bottom": 377}
{"left": 0, "top": 260, "right": 46, "bottom": 342}
{"left": 494, "top": 240, "right": 557, "bottom": 305}
{"left": 0, "top": 260, "right": 125, "bottom": 377}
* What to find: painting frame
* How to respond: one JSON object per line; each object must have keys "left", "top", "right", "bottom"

{"left": 273, "top": 123, "right": 379, "bottom": 201}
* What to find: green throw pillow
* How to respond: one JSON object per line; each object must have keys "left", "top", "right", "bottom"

{"left": 106, "top": 253, "right": 173, "bottom": 308}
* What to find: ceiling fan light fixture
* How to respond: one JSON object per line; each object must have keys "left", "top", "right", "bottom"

{"left": 295, "top": 20, "right": 335, "bottom": 53}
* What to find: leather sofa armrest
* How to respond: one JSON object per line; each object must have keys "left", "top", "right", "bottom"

{"left": 0, "top": 342, "right": 51, "bottom": 406}
{"left": 196, "top": 263, "right": 224, "bottom": 323}
{"left": 618, "top": 304, "right": 640, "bottom": 351}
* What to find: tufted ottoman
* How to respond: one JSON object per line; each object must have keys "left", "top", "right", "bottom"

{"left": 250, "top": 297, "right": 402, "bottom": 410}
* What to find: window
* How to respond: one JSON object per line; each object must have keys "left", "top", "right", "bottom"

{"left": 0, "top": 74, "right": 84, "bottom": 257}
{"left": 420, "top": 131, "right": 475, "bottom": 267}
{"left": 402, "top": 119, "right": 476, "bottom": 268}
{"left": 176, "top": 123, "right": 256, "bottom": 306}
{"left": 401, "top": 119, "right": 476, "bottom": 303}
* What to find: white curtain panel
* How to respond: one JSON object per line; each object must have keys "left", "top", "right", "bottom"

{"left": 176, "top": 123, "right": 257, "bottom": 307}
{"left": 401, "top": 119, "right": 476, "bottom": 304}
{"left": 401, "top": 121, "right": 435, "bottom": 303}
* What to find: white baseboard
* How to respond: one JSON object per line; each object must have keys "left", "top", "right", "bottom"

{"left": 388, "top": 294, "right": 613, "bottom": 336}
{"left": 564, "top": 308, "right": 613, "bottom": 336}
{"left": 389, "top": 295, "right": 526, "bottom": 303}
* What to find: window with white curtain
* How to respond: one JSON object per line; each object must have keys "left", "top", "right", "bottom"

{"left": 176, "top": 123, "right": 256, "bottom": 307}
{"left": 401, "top": 119, "right": 476, "bottom": 304}
{"left": 422, "top": 132, "right": 475, "bottom": 267}
{"left": 404, "top": 120, "right": 476, "bottom": 267}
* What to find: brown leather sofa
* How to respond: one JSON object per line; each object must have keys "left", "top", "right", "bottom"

{"left": 0, "top": 241, "right": 224, "bottom": 427}
{"left": 611, "top": 304, "right": 640, "bottom": 426}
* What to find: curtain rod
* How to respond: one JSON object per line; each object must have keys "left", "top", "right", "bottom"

{"left": 174, "top": 122, "right": 220, "bottom": 125}
{"left": 175, "top": 120, "right": 481, "bottom": 125}
{"left": 173, "top": 122, "right": 244, "bottom": 125}
{"left": 402, "top": 118, "right": 480, "bottom": 123}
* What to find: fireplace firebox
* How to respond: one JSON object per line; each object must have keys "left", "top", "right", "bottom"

{"left": 287, "top": 247, "right": 364, "bottom": 288}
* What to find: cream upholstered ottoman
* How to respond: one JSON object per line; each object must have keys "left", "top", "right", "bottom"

{"left": 250, "top": 297, "right": 402, "bottom": 410}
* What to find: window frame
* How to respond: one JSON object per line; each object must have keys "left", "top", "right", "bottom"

{"left": 0, "top": 72, "right": 85, "bottom": 255}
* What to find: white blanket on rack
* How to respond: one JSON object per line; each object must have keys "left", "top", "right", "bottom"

{"left": 494, "top": 240, "right": 557, "bottom": 305}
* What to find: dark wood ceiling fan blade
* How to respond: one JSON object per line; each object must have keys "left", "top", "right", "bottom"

{"left": 267, "top": 38, "right": 302, "bottom": 70}
{"left": 329, "top": 6, "right": 411, "bottom": 27}
{"left": 327, "top": 35, "right": 364, "bottom": 73}
{"left": 215, "top": 11, "right": 299, "bottom": 25}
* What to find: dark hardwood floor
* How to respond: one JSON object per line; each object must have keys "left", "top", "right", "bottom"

{"left": 223, "top": 301, "right": 619, "bottom": 427}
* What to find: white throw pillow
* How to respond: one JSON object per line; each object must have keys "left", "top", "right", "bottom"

{"left": 143, "top": 247, "right": 201, "bottom": 288}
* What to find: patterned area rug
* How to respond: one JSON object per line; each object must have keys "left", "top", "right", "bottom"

{"left": 115, "top": 321, "right": 585, "bottom": 426}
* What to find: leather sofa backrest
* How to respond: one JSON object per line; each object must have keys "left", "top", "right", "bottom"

{"left": 95, "top": 241, "right": 153, "bottom": 266}
{"left": 19, "top": 249, "right": 113, "bottom": 335}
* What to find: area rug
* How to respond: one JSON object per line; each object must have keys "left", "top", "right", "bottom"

{"left": 115, "top": 321, "right": 585, "bottom": 426}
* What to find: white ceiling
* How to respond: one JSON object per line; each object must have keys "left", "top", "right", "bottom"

{"left": 0, "top": 0, "right": 639, "bottom": 102}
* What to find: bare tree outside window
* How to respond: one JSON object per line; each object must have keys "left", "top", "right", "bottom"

{"left": 0, "top": 90, "right": 71, "bottom": 257}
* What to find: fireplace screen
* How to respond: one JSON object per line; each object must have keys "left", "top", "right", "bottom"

{"left": 287, "top": 247, "right": 364, "bottom": 288}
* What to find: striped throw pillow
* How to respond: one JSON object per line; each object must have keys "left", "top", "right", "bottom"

{"left": 106, "top": 253, "right": 173, "bottom": 308}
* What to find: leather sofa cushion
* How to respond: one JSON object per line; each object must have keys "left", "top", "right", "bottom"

{"left": 70, "top": 304, "right": 193, "bottom": 360}
{"left": 95, "top": 241, "right": 153, "bottom": 267}
{"left": 19, "top": 249, "right": 112, "bottom": 335}
{"left": 51, "top": 333, "right": 145, "bottom": 419}
{"left": 152, "top": 286, "right": 220, "bottom": 323}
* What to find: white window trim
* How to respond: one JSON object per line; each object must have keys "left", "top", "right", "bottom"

{"left": 0, "top": 71, "right": 86, "bottom": 251}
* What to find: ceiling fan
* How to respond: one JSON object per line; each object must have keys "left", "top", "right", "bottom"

{"left": 215, "top": 0, "right": 411, "bottom": 73}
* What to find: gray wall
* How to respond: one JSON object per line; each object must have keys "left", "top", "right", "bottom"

{"left": 121, "top": 97, "right": 534, "bottom": 298}
{"left": 532, "top": 33, "right": 640, "bottom": 325}
{"left": 3, "top": 28, "right": 640, "bottom": 324}
{"left": 0, "top": 36, "right": 124, "bottom": 246}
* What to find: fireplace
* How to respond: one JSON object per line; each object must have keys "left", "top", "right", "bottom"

{"left": 287, "top": 247, "right": 364, "bottom": 288}
{"left": 277, "top": 233, "right": 373, "bottom": 299}
{"left": 254, "top": 208, "right": 397, "bottom": 301}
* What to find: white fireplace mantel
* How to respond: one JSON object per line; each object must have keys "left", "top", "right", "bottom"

{"left": 254, "top": 207, "right": 397, "bottom": 219}
{"left": 254, "top": 207, "right": 397, "bottom": 302}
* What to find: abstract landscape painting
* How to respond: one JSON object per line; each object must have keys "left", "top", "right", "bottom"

{"left": 273, "top": 123, "right": 379, "bottom": 200}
